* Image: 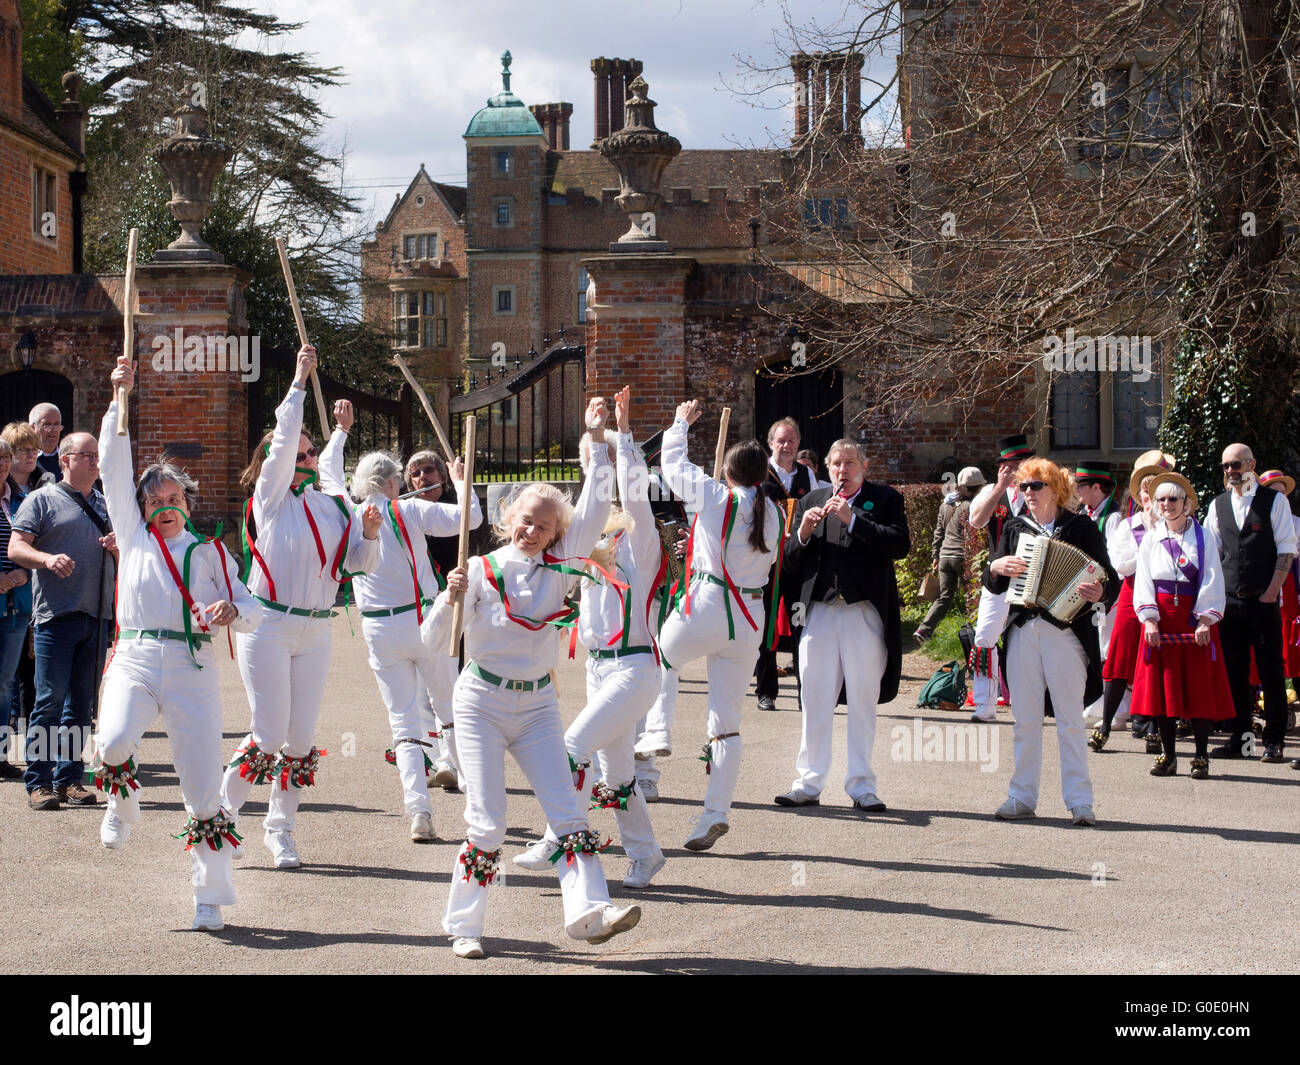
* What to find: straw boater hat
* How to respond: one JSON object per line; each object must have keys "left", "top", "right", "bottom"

{"left": 1129, "top": 449, "right": 1177, "bottom": 502}
{"left": 1147, "top": 471, "right": 1198, "bottom": 516}
{"left": 1259, "top": 469, "right": 1296, "bottom": 496}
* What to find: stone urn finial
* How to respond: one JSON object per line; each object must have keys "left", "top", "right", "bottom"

{"left": 153, "top": 99, "right": 231, "bottom": 263}
{"left": 597, "top": 75, "right": 681, "bottom": 249}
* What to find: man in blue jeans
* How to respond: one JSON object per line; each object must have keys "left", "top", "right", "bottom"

{"left": 9, "top": 431, "right": 116, "bottom": 810}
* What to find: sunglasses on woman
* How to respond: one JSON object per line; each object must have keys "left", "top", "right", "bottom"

{"left": 296, "top": 447, "right": 318, "bottom": 462}
{"left": 1018, "top": 480, "right": 1047, "bottom": 492}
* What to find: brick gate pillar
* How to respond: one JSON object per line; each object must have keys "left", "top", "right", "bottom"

{"left": 582, "top": 253, "right": 696, "bottom": 447}
{"left": 129, "top": 262, "right": 252, "bottom": 536}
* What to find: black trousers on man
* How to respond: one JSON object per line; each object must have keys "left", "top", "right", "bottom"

{"left": 1219, "top": 597, "right": 1288, "bottom": 749}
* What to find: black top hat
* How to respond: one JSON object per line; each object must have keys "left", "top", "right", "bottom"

{"left": 1074, "top": 460, "right": 1116, "bottom": 483}
{"left": 995, "top": 434, "right": 1035, "bottom": 464}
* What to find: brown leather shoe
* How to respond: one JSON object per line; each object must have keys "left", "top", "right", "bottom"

{"left": 57, "top": 782, "right": 99, "bottom": 806}
{"left": 29, "top": 787, "right": 61, "bottom": 810}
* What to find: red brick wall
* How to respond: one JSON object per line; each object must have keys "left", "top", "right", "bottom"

{"left": 0, "top": 134, "right": 75, "bottom": 274}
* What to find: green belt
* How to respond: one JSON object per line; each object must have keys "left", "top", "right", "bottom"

{"left": 361, "top": 599, "right": 434, "bottom": 618}
{"left": 118, "top": 628, "right": 213, "bottom": 645}
{"left": 697, "top": 573, "right": 765, "bottom": 596}
{"left": 589, "top": 645, "right": 654, "bottom": 660}
{"left": 467, "top": 660, "right": 552, "bottom": 693}
{"left": 255, "top": 595, "right": 335, "bottom": 620}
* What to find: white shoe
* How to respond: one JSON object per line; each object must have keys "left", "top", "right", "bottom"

{"left": 192, "top": 903, "right": 224, "bottom": 931}
{"left": 264, "top": 829, "right": 301, "bottom": 869}
{"left": 994, "top": 797, "right": 1036, "bottom": 820}
{"left": 1071, "top": 804, "right": 1096, "bottom": 826}
{"left": 684, "top": 811, "right": 729, "bottom": 851}
{"left": 100, "top": 810, "right": 131, "bottom": 849}
{"left": 623, "top": 854, "right": 666, "bottom": 889}
{"left": 513, "top": 837, "right": 555, "bottom": 870}
{"left": 1112, "top": 707, "right": 1131, "bottom": 731}
{"left": 638, "top": 779, "right": 659, "bottom": 802}
{"left": 971, "top": 706, "right": 997, "bottom": 723}
{"left": 432, "top": 766, "right": 458, "bottom": 788}
{"left": 585, "top": 903, "right": 642, "bottom": 944}
{"left": 452, "top": 936, "right": 485, "bottom": 959}
{"left": 410, "top": 811, "right": 436, "bottom": 842}
{"left": 634, "top": 732, "right": 671, "bottom": 758}
{"left": 1082, "top": 712, "right": 1102, "bottom": 728}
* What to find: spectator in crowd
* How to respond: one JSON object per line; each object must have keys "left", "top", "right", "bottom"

{"left": 8, "top": 432, "right": 117, "bottom": 810}
{"left": 29, "top": 404, "right": 64, "bottom": 482}
{"left": 915, "top": 466, "right": 985, "bottom": 642}
{"left": 796, "top": 449, "right": 831, "bottom": 490}
{"left": 2, "top": 421, "right": 56, "bottom": 772}
{"left": 0, "top": 439, "right": 32, "bottom": 780}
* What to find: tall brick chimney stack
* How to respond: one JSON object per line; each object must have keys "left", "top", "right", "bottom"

{"left": 792, "top": 51, "right": 863, "bottom": 146}
{"left": 530, "top": 101, "right": 573, "bottom": 150}
{"left": 590, "top": 56, "right": 644, "bottom": 145}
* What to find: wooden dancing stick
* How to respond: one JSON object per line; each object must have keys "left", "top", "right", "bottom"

{"left": 448, "top": 415, "right": 477, "bottom": 656}
{"left": 116, "top": 228, "right": 138, "bottom": 436}
{"left": 275, "top": 237, "right": 331, "bottom": 436}
{"left": 392, "top": 351, "right": 454, "bottom": 460}
{"left": 712, "top": 406, "right": 732, "bottom": 480}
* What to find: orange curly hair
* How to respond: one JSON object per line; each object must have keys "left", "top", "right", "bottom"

{"left": 1015, "top": 457, "right": 1075, "bottom": 512}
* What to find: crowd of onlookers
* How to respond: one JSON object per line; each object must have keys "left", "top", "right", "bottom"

{"left": 1, "top": 402, "right": 117, "bottom": 808}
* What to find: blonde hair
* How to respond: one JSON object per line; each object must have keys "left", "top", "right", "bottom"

{"left": 493, "top": 483, "right": 574, "bottom": 550}
{"left": 1017, "top": 457, "right": 1075, "bottom": 511}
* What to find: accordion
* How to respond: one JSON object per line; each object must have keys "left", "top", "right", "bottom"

{"left": 656, "top": 517, "right": 688, "bottom": 587}
{"left": 1006, "top": 533, "right": 1106, "bottom": 623}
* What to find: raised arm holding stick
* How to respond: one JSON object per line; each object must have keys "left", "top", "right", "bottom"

{"left": 274, "top": 237, "right": 331, "bottom": 437}
{"left": 448, "top": 415, "right": 477, "bottom": 656}
{"left": 116, "top": 228, "right": 138, "bottom": 436}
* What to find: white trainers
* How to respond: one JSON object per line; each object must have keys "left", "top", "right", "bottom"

{"left": 684, "top": 811, "right": 729, "bottom": 851}
{"left": 192, "top": 903, "right": 224, "bottom": 931}
{"left": 638, "top": 779, "right": 659, "bottom": 802}
{"left": 585, "top": 903, "right": 642, "bottom": 944}
{"left": 264, "top": 829, "right": 301, "bottom": 868}
{"left": 513, "top": 837, "right": 555, "bottom": 870}
{"left": 100, "top": 809, "right": 131, "bottom": 849}
{"left": 452, "top": 936, "right": 485, "bottom": 959}
{"left": 410, "top": 811, "right": 436, "bottom": 842}
{"left": 623, "top": 854, "right": 666, "bottom": 889}
{"left": 971, "top": 706, "right": 997, "bottom": 723}
{"left": 994, "top": 797, "right": 1036, "bottom": 820}
{"left": 432, "top": 766, "right": 458, "bottom": 788}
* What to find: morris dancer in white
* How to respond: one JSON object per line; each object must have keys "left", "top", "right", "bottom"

{"left": 421, "top": 398, "right": 641, "bottom": 959}
{"left": 221, "top": 346, "right": 381, "bottom": 869}
{"left": 656, "top": 400, "right": 784, "bottom": 851}
{"left": 515, "top": 388, "right": 667, "bottom": 888}
{"left": 93, "top": 356, "right": 263, "bottom": 931}
{"left": 349, "top": 449, "right": 480, "bottom": 842}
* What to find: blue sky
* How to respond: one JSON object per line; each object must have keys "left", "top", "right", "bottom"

{"left": 259, "top": 0, "right": 900, "bottom": 227}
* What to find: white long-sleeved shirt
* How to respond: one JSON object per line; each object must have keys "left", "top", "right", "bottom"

{"left": 315, "top": 426, "right": 350, "bottom": 497}
{"left": 100, "top": 402, "right": 262, "bottom": 638}
{"left": 1106, "top": 511, "right": 1151, "bottom": 580}
{"left": 1203, "top": 482, "right": 1299, "bottom": 557}
{"left": 246, "top": 387, "right": 379, "bottom": 609}
{"left": 968, "top": 484, "right": 1024, "bottom": 531}
{"left": 660, "top": 417, "right": 781, "bottom": 590}
{"left": 351, "top": 488, "right": 481, "bottom": 611}
{"left": 1134, "top": 518, "right": 1225, "bottom": 625}
{"left": 421, "top": 446, "right": 614, "bottom": 678}
{"left": 577, "top": 432, "right": 663, "bottom": 652}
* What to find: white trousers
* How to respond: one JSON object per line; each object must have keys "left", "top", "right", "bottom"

{"left": 222, "top": 612, "right": 332, "bottom": 834}
{"left": 561, "top": 653, "right": 661, "bottom": 861}
{"left": 657, "top": 581, "right": 764, "bottom": 816}
{"left": 1085, "top": 603, "right": 1116, "bottom": 718}
{"left": 635, "top": 665, "right": 678, "bottom": 784}
{"left": 442, "top": 670, "right": 612, "bottom": 940}
{"left": 96, "top": 640, "right": 235, "bottom": 906}
{"left": 1004, "top": 617, "right": 1094, "bottom": 811}
{"left": 793, "top": 599, "right": 887, "bottom": 801}
{"left": 362, "top": 613, "right": 444, "bottom": 817}
{"left": 425, "top": 648, "right": 463, "bottom": 779}
{"left": 972, "top": 586, "right": 1008, "bottom": 710}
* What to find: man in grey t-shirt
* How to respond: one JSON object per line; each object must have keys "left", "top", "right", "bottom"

{"left": 9, "top": 431, "right": 117, "bottom": 810}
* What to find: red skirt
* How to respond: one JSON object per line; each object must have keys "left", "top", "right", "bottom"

{"left": 1130, "top": 593, "right": 1234, "bottom": 720}
{"left": 1102, "top": 577, "right": 1142, "bottom": 683}
{"left": 1246, "top": 580, "right": 1300, "bottom": 683}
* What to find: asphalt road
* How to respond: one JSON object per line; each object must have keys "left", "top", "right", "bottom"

{"left": 4, "top": 617, "right": 1297, "bottom": 975}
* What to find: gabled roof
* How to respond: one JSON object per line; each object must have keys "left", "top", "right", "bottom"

{"left": 376, "top": 165, "right": 467, "bottom": 232}
{"left": 12, "top": 73, "right": 81, "bottom": 160}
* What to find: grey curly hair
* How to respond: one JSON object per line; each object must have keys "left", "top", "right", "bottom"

{"left": 136, "top": 462, "right": 199, "bottom": 515}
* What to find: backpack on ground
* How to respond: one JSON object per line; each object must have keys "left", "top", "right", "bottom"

{"left": 917, "top": 661, "right": 967, "bottom": 711}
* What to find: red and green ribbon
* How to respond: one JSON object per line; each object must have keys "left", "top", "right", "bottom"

{"left": 175, "top": 810, "right": 242, "bottom": 852}
{"left": 87, "top": 755, "right": 139, "bottom": 797}
{"left": 229, "top": 739, "right": 277, "bottom": 784}
{"left": 546, "top": 829, "right": 611, "bottom": 866}
{"left": 274, "top": 746, "right": 325, "bottom": 790}
{"left": 459, "top": 840, "right": 502, "bottom": 886}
